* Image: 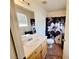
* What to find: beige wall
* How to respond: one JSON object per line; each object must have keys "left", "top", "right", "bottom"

{"left": 15, "top": 5, "right": 34, "bottom": 35}
{"left": 14, "top": 0, "right": 47, "bottom": 36}
{"left": 63, "top": 0, "right": 69, "bottom": 59}
{"left": 10, "top": 36, "right": 17, "bottom": 59}
{"left": 47, "top": 10, "right": 66, "bottom": 17}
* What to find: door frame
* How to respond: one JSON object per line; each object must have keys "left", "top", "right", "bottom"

{"left": 10, "top": 0, "right": 25, "bottom": 59}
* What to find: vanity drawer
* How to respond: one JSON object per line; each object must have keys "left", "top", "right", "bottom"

{"left": 34, "top": 45, "right": 42, "bottom": 53}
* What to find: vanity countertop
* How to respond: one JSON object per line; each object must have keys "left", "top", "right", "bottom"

{"left": 22, "top": 34, "right": 47, "bottom": 58}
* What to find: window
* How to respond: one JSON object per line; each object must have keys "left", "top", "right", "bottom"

{"left": 16, "top": 12, "right": 28, "bottom": 27}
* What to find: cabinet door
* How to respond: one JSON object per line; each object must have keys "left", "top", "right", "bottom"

{"left": 35, "top": 51, "right": 42, "bottom": 59}
{"left": 28, "top": 46, "right": 42, "bottom": 59}
{"left": 35, "top": 46, "right": 42, "bottom": 59}
{"left": 42, "top": 41, "right": 48, "bottom": 59}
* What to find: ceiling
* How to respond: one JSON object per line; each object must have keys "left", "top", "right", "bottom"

{"left": 33, "top": 0, "right": 66, "bottom": 12}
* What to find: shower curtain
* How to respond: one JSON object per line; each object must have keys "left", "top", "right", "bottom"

{"left": 46, "top": 16, "right": 65, "bottom": 39}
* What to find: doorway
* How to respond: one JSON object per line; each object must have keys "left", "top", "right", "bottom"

{"left": 45, "top": 16, "right": 66, "bottom": 59}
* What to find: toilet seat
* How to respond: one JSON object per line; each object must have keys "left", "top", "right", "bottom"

{"left": 47, "top": 38, "right": 54, "bottom": 44}
{"left": 47, "top": 38, "right": 54, "bottom": 48}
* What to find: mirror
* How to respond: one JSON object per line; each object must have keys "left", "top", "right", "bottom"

{"left": 15, "top": 5, "right": 36, "bottom": 37}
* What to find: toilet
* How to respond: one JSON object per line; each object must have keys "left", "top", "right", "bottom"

{"left": 47, "top": 38, "right": 54, "bottom": 48}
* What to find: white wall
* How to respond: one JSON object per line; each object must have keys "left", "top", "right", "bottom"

{"left": 47, "top": 10, "right": 66, "bottom": 17}
{"left": 14, "top": 0, "right": 47, "bottom": 36}
{"left": 15, "top": 5, "right": 34, "bottom": 35}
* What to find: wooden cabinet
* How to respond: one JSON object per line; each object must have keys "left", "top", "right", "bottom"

{"left": 28, "top": 53, "right": 35, "bottom": 59}
{"left": 34, "top": 46, "right": 42, "bottom": 59}
{"left": 42, "top": 41, "right": 48, "bottom": 59}
{"left": 28, "top": 40, "right": 47, "bottom": 59}
{"left": 34, "top": 51, "right": 42, "bottom": 59}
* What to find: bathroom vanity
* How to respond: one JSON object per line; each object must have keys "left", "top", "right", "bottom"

{"left": 22, "top": 34, "right": 47, "bottom": 59}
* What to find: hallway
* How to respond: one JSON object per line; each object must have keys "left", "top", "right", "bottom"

{"left": 45, "top": 44, "right": 63, "bottom": 59}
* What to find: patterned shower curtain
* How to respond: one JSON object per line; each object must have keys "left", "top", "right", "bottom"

{"left": 46, "top": 16, "right": 65, "bottom": 39}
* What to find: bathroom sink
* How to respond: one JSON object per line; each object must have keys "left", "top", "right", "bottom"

{"left": 21, "top": 34, "right": 40, "bottom": 47}
{"left": 24, "top": 39, "right": 38, "bottom": 47}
